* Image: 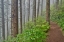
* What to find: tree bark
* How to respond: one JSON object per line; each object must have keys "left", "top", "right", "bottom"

{"left": 33, "top": 0, "right": 36, "bottom": 22}
{"left": 27, "top": 0, "right": 30, "bottom": 21}
{"left": 55, "top": 0, "right": 59, "bottom": 10}
{"left": 23, "top": 0, "right": 25, "bottom": 29}
{"left": 37, "top": 0, "right": 40, "bottom": 17}
{"left": 20, "top": 0, "right": 22, "bottom": 33}
{"left": 11, "top": 0, "right": 18, "bottom": 37}
{"left": 41, "top": 0, "right": 43, "bottom": 16}
{"left": 1, "top": 0, "right": 5, "bottom": 40}
{"left": 46, "top": 0, "right": 50, "bottom": 25}
{"left": 6, "top": 0, "right": 9, "bottom": 39}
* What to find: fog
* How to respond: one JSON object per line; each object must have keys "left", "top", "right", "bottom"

{"left": 0, "top": 0, "right": 56, "bottom": 40}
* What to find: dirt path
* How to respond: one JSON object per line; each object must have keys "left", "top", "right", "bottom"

{"left": 46, "top": 22, "right": 64, "bottom": 42}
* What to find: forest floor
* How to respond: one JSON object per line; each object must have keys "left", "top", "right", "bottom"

{"left": 46, "top": 22, "right": 64, "bottom": 42}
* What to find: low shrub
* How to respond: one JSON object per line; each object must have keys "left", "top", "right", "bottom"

{"left": 50, "top": 4, "right": 64, "bottom": 31}
{"left": 5, "top": 17, "right": 50, "bottom": 42}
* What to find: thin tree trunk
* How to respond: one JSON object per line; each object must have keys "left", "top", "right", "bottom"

{"left": 11, "top": 0, "right": 18, "bottom": 37}
{"left": 27, "top": 0, "right": 30, "bottom": 21}
{"left": 33, "top": 0, "right": 36, "bottom": 22}
{"left": 1, "top": 0, "right": 5, "bottom": 40}
{"left": 41, "top": 0, "right": 43, "bottom": 16}
{"left": 55, "top": 0, "right": 59, "bottom": 10}
{"left": 37, "top": 0, "right": 40, "bottom": 17}
{"left": 6, "top": 0, "right": 9, "bottom": 39}
{"left": 23, "top": 0, "right": 25, "bottom": 29}
{"left": 46, "top": 0, "right": 50, "bottom": 25}
{"left": 20, "top": 0, "right": 22, "bottom": 33}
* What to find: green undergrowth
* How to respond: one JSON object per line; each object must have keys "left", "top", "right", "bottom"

{"left": 4, "top": 17, "right": 50, "bottom": 42}
{"left": 50, "top": 3, "right": 64, "bottom": 32}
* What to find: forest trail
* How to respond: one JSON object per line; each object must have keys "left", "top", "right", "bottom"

{"left": 46, "top": 22, "right": 64, "bottom": 42}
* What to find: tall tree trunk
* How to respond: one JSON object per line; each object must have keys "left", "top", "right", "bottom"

{"left": 1, "top": 0, "right": 5, "bottom": 40}
{"left": 46, "top": 0, "right": 50, "bottom": 25}
{"left": 25, "top": 0, "right": 30, "bottom": 22}
{"left": 23, "top": 0, "right": 25, "bottom": 29}
{"left": 41, "top": 0, "right": 43, "bottom": 16}
{"left": 11, "top": 0, "right": 18, "bottom": 37}
{"left": 33, "top": 0, "right": 36, "bottom": 22}
{"left": 56, "top": 0, "right": 59, "bottom": 10}
{"left": 20, "top": 0, "right": 22, "bottom": 33}
{"left": 27, "top": 0, "right": 30, "bottom": 21}
{"left": 37, "top": 0, "right": 40, "bottom": 17}
{"left": 6, "top": 0, "right": 9, "bottom": 38}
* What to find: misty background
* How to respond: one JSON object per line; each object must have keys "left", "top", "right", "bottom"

{"left": 0, "top": 0, "right": 56, "bottom": 40}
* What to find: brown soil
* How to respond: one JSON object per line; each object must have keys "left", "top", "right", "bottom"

{"left": 46, "top": 22, "right": 64, "bottom": 42}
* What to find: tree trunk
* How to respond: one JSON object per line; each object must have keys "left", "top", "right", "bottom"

{"left": 56, "top": 0, "right": 59, "bottom": 10}
{"left": 37, "top": 0, "right": 40, "bottom": 17}
{"left": 33, "top": 0, "right": 36, "bottom": 22}
{"left": 41, "top": 0, "right": 43, "bottom": 16}
{"left": 27, "top": 0, "right": 30, "bottom": 21}
{"left": 20, "top": 0, "right": 22, "bottom": 33}
{"left": 6, "top": 0, "right": 9, "bottom": 39}
{"left": 1, "top": 0, "right": 5, "bottom": 40}
{"left": 23, "top": 0, "right": 25, "bottom": 29}
{"left": 11, "top": 0, "right": 18, "bottom": 37}
{"left": 46, "top": 0, "right": 50, "bottom": 25}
